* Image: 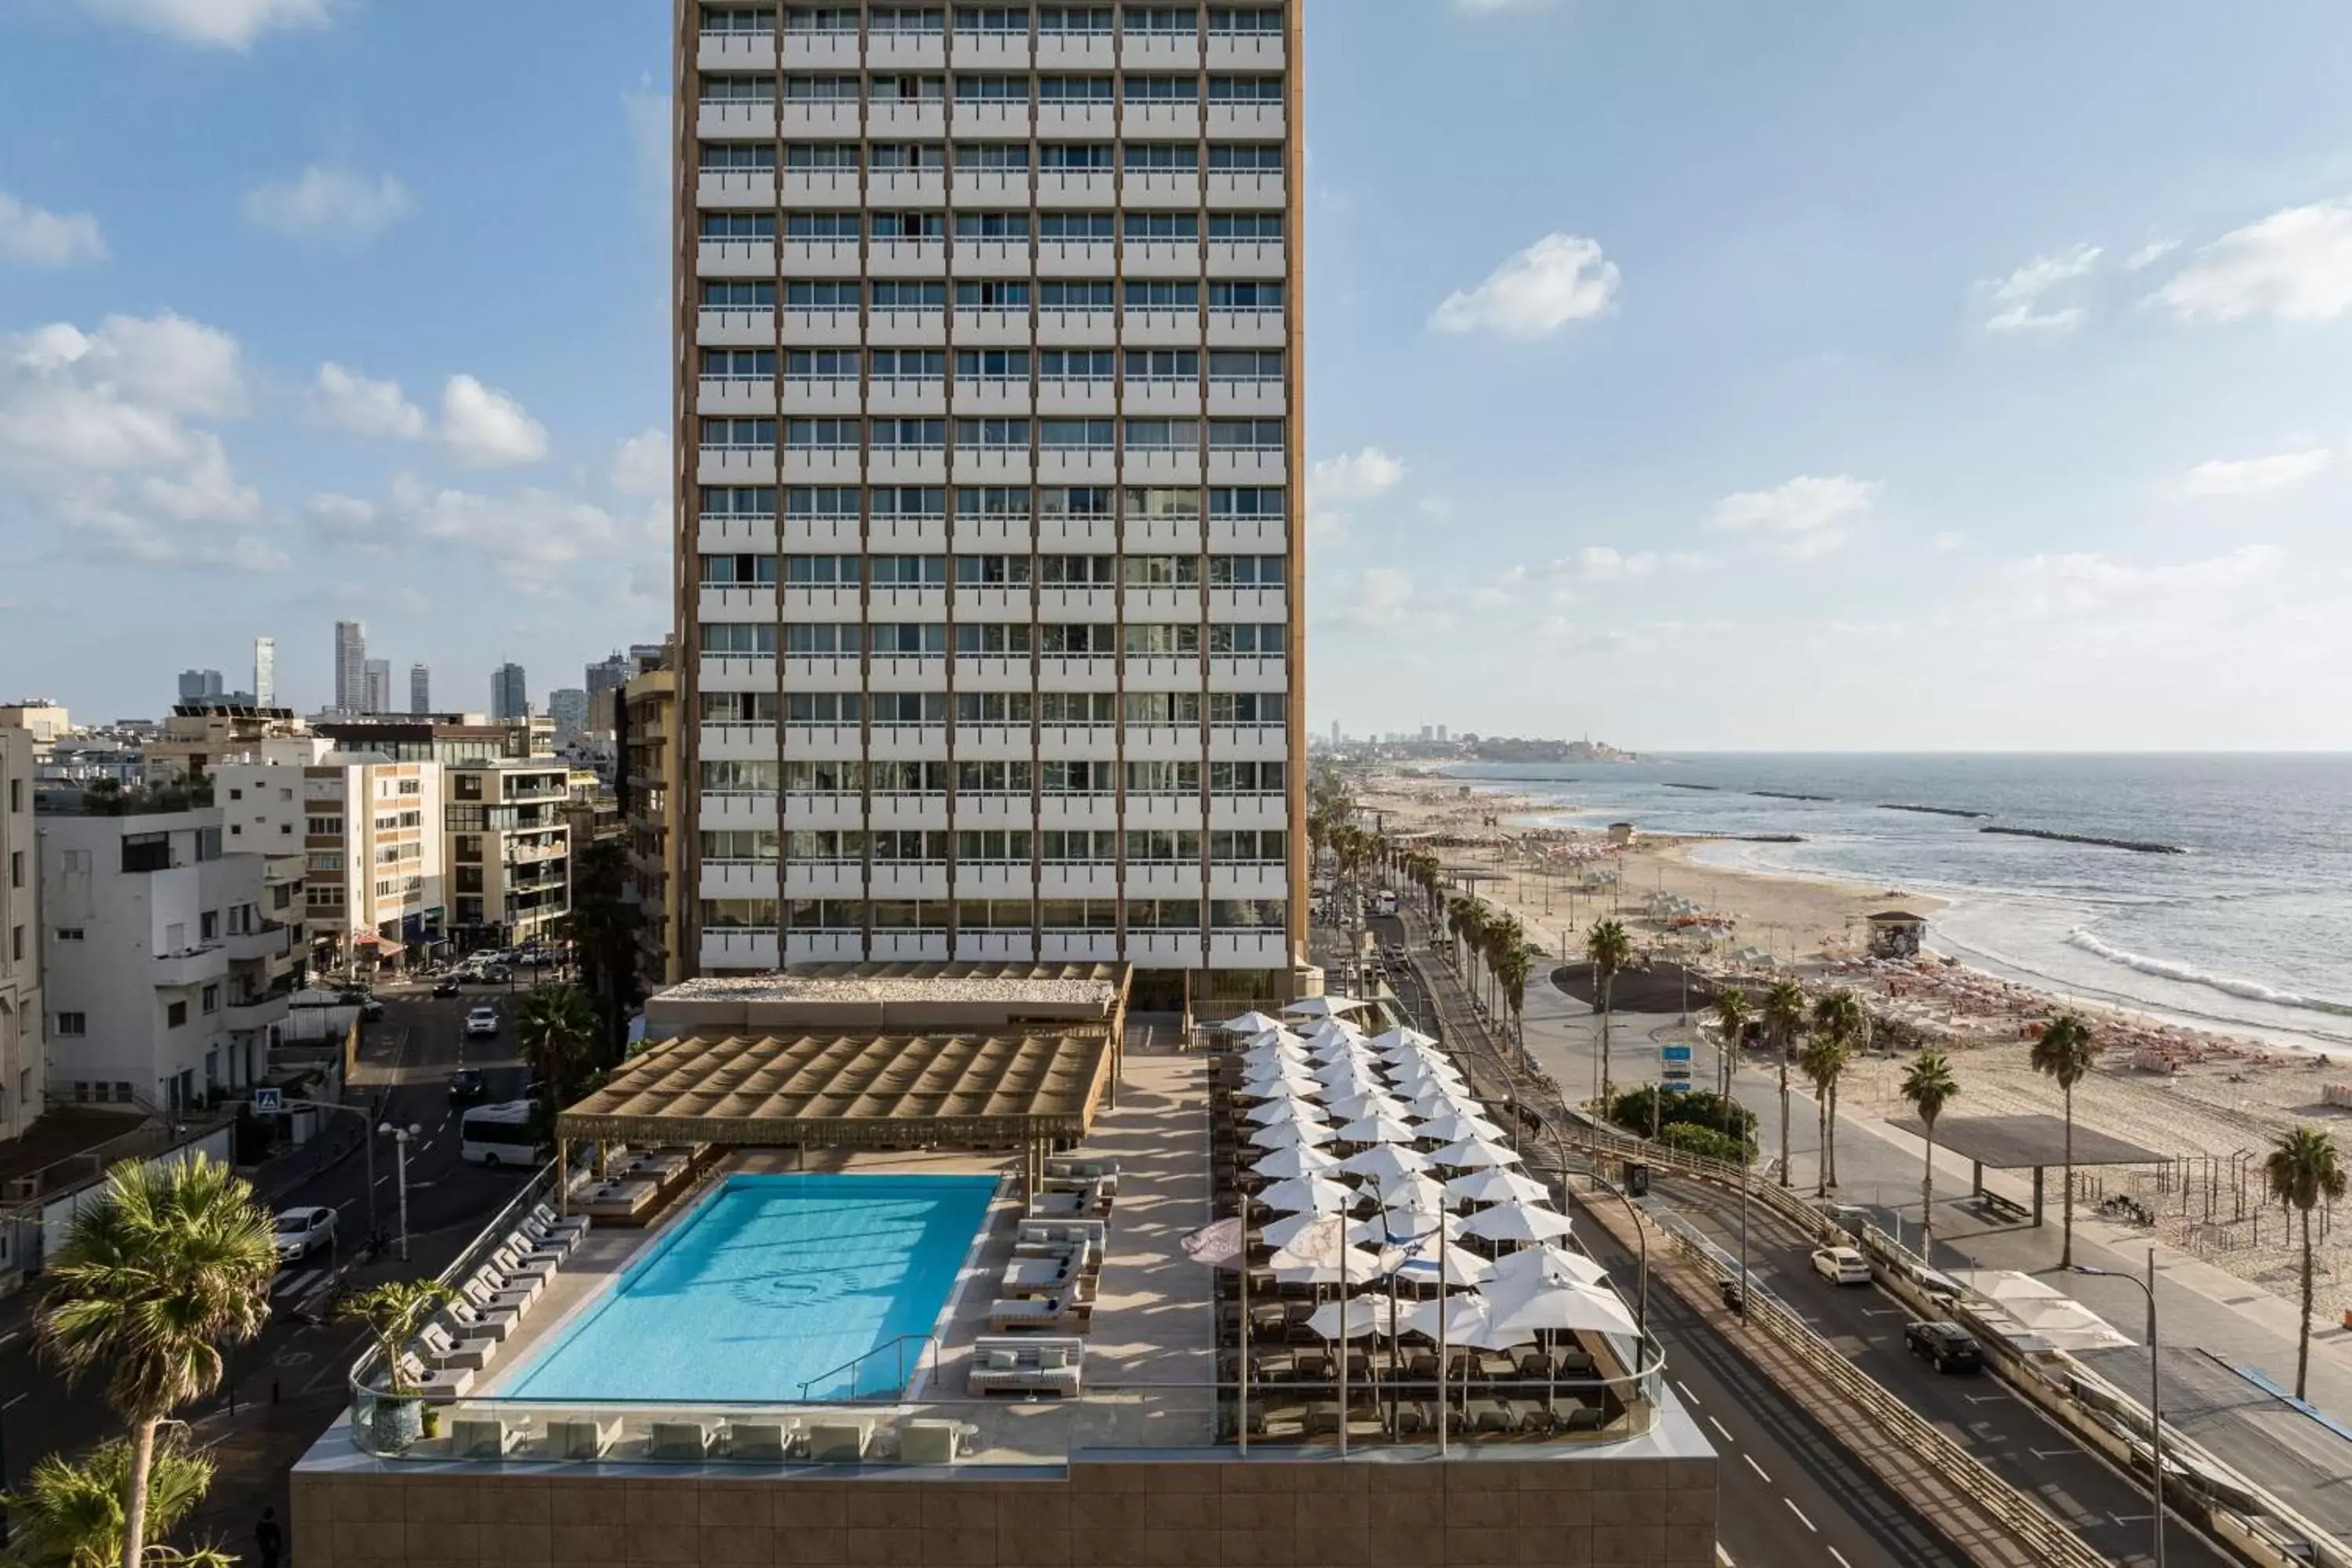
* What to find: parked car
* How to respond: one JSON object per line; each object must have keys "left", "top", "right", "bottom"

{"left": 1904, "top": 1319, "right": 1984, "bottom": 1373}
{"left": 1809, "top": 1246, "right": 1871, "bottom": 1286}
{"left": 431, "top": 975, "right": 463, "bottom": 998}
{"left": 481, "top": 966, "right": 514, "bottom": 985}
{"left": 358, "top": 997, "right": 385, "bottom": 1022}
{"left": 448, "top": 1067, "right": 487, "bottom": 1103}
{"left": 465, "top": 1006, "right": 500, "bottom": 1038}
{"left": 273, "top": 1205, "right": 338, "bottom": 1263}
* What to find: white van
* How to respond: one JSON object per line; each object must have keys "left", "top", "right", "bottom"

{"left": 458, "top": 1100, "right": 544, "bottom": 1168}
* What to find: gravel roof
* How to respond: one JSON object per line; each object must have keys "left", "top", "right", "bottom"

{"left": 656, "top": 962, "right": 1124, "bottom": 1007}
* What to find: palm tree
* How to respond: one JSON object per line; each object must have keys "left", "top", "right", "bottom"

{"left": 336, "top": 1279, "right": 459, "bottom": 1399}
{"left": 2030, "top": 1011, "right": 2102, "bottom": 1268}
{"left": 515, "top": 983, "right": 600, "bottom": 1102}
{"left": 1798, "top": 1033, "right": 1847, "bottom": 1197}
{"left": 1809, "top": 989, "right": 1866, "bottom": 1190}
{"left": 2, "top": 1438, "right": 223, "bottom": 1568}
{"left": 1762, "top": 978, "right": 1806, "bottom": 1187}
{"left": 34, "top": 1156, "right": 275, "bottom": 1568}
{"left": 1585, "top": 918, "right": 1633, "bottom": 1108}
{"left": 1711, "top": 988, "right": 1751, "bottom": 1099}
{"left": 1900, "top": 1050, "right": 1961, "bottom": 1258}
{"left": 2265, "top": 1127, "right": 2348, "bottom": 1400}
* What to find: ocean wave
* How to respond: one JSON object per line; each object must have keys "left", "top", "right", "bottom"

{"left": 2063, "top": 929, "right": 2352, "bottom": 1017}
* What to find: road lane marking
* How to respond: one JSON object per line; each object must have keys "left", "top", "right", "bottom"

{"left": 1743, "top": 1454, "right": 1770, "bottom": 1483}
{"left": 1707, "top": 1416, "right": 1734, "bottom": 1444}
{"left": 1783, "top": 1501, "right": 1816, "bottom": 1533}
{"left": 1828, "top": 1549, "right": 1853, "bottom": 1568}
{"left": 1675, "top": 1380, "right": 1699, "bottom": 1405}
{"left": 2031, "top": 1446, "right": 2082, "bottom": 1460}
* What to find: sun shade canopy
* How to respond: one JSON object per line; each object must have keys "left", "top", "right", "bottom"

{"left": 556, "top": 1029, "right": 1112, "bottom": 1148}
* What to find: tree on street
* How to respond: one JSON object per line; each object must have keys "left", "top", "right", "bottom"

{"left": 2265, "top": 1126, "right": 2347, "bottom": 1400}
{"left": 2030, "top": 1012, "right": 2101, "bottom": 1268}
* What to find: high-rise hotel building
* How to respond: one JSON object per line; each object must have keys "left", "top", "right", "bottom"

{"left": 672, "top": 2, "right": 1305, "bottom": 1004}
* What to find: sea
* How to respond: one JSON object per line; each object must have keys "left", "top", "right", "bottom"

{"left": 1430, "top": 755, "right": 2352, "bottom": 1054}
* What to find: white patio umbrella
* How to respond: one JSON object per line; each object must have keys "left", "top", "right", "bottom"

{"left": 1460, "top": 1203, "right": 1577, "bottom": 1244}
{"left": 1414, "top": 1111, "right": 1510, "bottom": 1145}
{"left": 1269, "top": 1242, "right": 1387, "bottom": 1287}
{"left": 1240, "top": 1036, "right": 1308, "bottom": 1062}
{"left": 1337, "top": 1142, "right": 1428, "bottom": 1181}
{"left": 1307, "top": 1293, "right": 1396, "bottom": 1341}
{"left": 1491, "top": 1243, "right": 1611, "bottom": 1290}
{"left": 1334, "top": 1112, "right": 1419, "bottom": 1145}
{"left": 1367, "top": 1025, "right": 1439, "bottom": 1051}
{"left": 1375, "top": 1173, "right": 1456, "bottom": 1212}
{"left": 1256, "top": 1174, "right": 1359, "bottom": 1214}
{"left": 1303, "top": 1015, "right": 1365, "bottom": 1044}
{"left": 1221, "top": 1010, "right": 1287, "bottom": 1034}
{"left": 1385, "top": 1063, "right": 1471, "bottom": 1094}
{"left": 1399, "top": 1293, "right": 1526, "bottom": 1352}
{"left": 1484, "top": 1278, "right": 1638, "bottom": 1340}
{"left": 1386, "top": 1236, "right": 1496, "bottom": 1287}
{"left": 1244, "top": 1098, "right": 1328, "bottom": 1126}
{"left": 1248, "top": 1118, "right": 1336, "bottom": 1149}
{"left": 1323, "top": 1089, "right": 1412, "bottom": 1123}
{"left": 1424, "top": 1137, "right": 1522, "bottom": 1170}
{"left": 1284, "top": 994, "right": 1368, "bottom": 1019}
{"left": 1251, "top": 1144, "right": 1341, "bottom": 1180}
{"left": 1444, "top": 1167, "right": 1553, "bottom": 1206}
{"left": 1262, "top": 1210, "right": 1345, "bottom": 1253}
{"left": 1349, "top": 1206, "right": 1464, "bottom": 1246}
{"left": 1239, "top": 1070, "right": 1318, "bottom": 1100}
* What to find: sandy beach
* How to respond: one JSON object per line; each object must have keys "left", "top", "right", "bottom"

{"left": 1360, "top": 768, "right": 2352, "bottom": 1322}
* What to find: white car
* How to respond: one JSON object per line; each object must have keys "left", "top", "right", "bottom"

{"left": 465, "top": 1005, "right": 500, "bottom": 1038}
{"left": 273, "top": 1205, "right": 338, "bottom": 1263}
{"left": 1810, "top": 1245, "right": 1871, "bottom": 1286}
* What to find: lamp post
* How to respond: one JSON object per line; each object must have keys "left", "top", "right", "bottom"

{"left": 1546, "top": 1119, "right": 1648, "bottom": 1338}
{"left": 2074, "top": 1252, "right": 2164, "bottom": 1568}
{"left": 379, "top": 1121, "right": 421, "bottom": 1261}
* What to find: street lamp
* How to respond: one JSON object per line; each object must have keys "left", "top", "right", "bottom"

{"left": 379, "top": 1121, "right": 422, "bottom": 1261}
{"left": 2073, "top": 1252, "right": 2165, "bottom": 1568}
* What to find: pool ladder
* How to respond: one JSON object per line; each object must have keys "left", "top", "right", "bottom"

{"left": 800, "top": 1333, "right": 941, "bottom": 1403}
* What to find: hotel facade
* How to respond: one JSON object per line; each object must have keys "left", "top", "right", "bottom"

{"left": 673, "top": 1, "right": 1309, "bottom": 1005}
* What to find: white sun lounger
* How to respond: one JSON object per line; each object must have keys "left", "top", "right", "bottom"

{"left": 648, "top": 1421, "right": 713, "bottom": 1460}
{"left": 419, "top": 1321, "right": 496, "bottom": 1372}
{"left": 807, "top": 1419, "right": 873, "bottom": 1463}
{"left": 548, "top": 1417, "right": 617, "bottom": 1459}
{"left": 448, "top": 1416, "right": 519, "bottom": 1458}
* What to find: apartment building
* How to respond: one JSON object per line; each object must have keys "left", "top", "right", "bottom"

{"left": 445, "top": 759, "right": 572, "bottom": 953}
{"left": 620, "top": 658, "right": 681, "bottom": 988}
{"left": 214, "top": 742, "right": 446, "bottom": 974}
{"left": 675, "top": 0, "right": 1306, "bottom": 1006}
{"left": 36, "top": 797, "right": 298, "bottom": 1112}
{"left": 0, "top": 728, "right": 42, "bottom": 1141}
{"left": 142, "top": 702, "right": 308, "bottom": 782}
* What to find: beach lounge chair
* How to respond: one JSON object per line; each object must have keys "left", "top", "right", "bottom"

{"left": 1000, "top": 1254, "right": 1076, "bottom": 1294}
{"left": 445, "top": 1294, "right": 519, "bottom": 1341}
{"left": 549, "top": 1417, "right": 616, "bottom": 1459}
{"left": 989, "top": 1295, "right": 1088, "bottom": 1333}
{"left": 1014, "top": 1218, "right": 1105, "bottom": 1254}
{"left": 807, "top": 1420, "right": 873, "bottom": 1463}
{"left": 648, "top": 1421, "right": 713, "bottom": 1460}
{"left": 395, "top": 1354, "right": 473, "bottom": 1403}
{"left": 726, "top": 1421, "right": 801, "bottom": 1462}
{"left": 966, "top": 1337, "right": 1083, "bottom": 1398}
{"left": 419, "top": 1321, "right": 496, "bottom": 1373}
{"left": 448, "top": 1417, "right": 518, "bottom": 1459}
{"left": 896, "top": 1419, "right": 973, "bottom": 1465}
{"left": 530, "top": 1201, "right": 590, "bottom": 1240}
{"left": 517, "top": 1216, "right": 579, "bottom": 1256}
{"left": 495, "top": 1237, "right": 563, "bottom": 1273}
{"left": 470, "top": 1265, "right": 542, "bottom": 1306}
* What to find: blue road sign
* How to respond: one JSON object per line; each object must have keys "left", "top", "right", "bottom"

{"left": 252, "top": 1087, "right": 283, "bottom": 1114}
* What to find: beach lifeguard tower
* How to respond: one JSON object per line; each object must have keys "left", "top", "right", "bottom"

{"left": 1866, "top": 909, "right": 1928, "bottom": 960}
{"left": 1606, "top": 821, "right": 1638, "bottom": 847}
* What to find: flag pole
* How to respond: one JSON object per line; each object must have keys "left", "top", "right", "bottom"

{"left": 1338, "top": 1219, "right": 1350, "bottom": 1457}
{"left": 1437, "top": 1225, "right": 1450, "bottom": 1457}
{"left": 1239, "top": 1214, "right": 1252, "bottom": 1457}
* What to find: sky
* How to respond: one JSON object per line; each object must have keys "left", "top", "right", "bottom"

{"left": 3, "top": 2, "right": 2352, "bottom": 748}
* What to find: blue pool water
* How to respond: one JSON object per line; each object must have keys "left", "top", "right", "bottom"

{"left": 503, "top": 1174, "right": 999, "bottom": 1403}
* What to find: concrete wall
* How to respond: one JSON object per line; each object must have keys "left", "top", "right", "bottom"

{"left": 292, "top": 1455, "right": 1718, "bottom": 1568}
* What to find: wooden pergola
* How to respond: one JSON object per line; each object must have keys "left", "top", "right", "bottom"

{"left": 552, "top": 1029, "right": 1115, "bottom": 1209}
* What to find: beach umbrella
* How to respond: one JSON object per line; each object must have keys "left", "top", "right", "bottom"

{"left": 1386, "top": 1063, "right": 1471, "bottom": 1094}
{"left": 1261, "top": 1211, "right": 1344, "bottom": 1253}
{"left": 1337, "top": 1143, "right": 1428, "bottom": 1181}
{"left": 1256, "top": 1174, "right": 1358, "bottom": 1214}
{"left": 1491, "top": 1244, "right": 1611, "bottom": 1290}
{"left": 1461, "top": 1203, "right": 1577, "bottom": 1245}
{"left": 1269, "top": 1242, "right": 1387, "bottom": 1287}
{"left": 1443, "top": 1168, "right": 1552, "bottom": 1206}
{"left": 1385, "top": 1235, "right": 1496, "bottom": 1287}
{"left": 1248, "top": 1119, "right": 1336, "bottom": 1150}
{"left": 1323, "top": 1089, "right": 1412, "bottom": 1123}
{"left": 1252, "top": 1144, "right": 1342, "bottom": 1180}
{"left": 1485, "top": 1279, "right": 1639, "bottom": 1340}
{"left": 1238, "top": 1070, "right": 1317, "bottom": 1101}
{"left": 1374, "top": 1173, "right": 1455, "bottom": 1212}
{"left": 1307, "top": 1293, "right": 1396, "bottom": 1341}
{"left": 1350, "top": 1205, "right": 1463, "bottom": 1247}
{"left": 1367, "top": 1025, "right": 1439, "bottom": 1052}
{"left": 1221, "top": 1010, "right": 1287, "bottom": 1035}
{"left": 1284, "top": 994, "right": 1368, "bottom": 1020}
{"left": 1244, "top": 1098, "right": 1327, "bottom": 1126}
{"left": 1399, "top": 1293, "right": 1526, "bottom": 1351}
{"left": 1240, "top": 1059, "right": 1316, "bottom": 1087}
{"left": 1414, "top": 1111, "right": 1509, "bottom": 1145}
{"left": 1303, "top": 1016, "right": 1364, "bottom": 1044}
{"left": 1334, "top": 1112, "right": 1419, "bottom": 1145}
{"left": 1425, "top": 1137, "right": 1522, "bottom": 1170}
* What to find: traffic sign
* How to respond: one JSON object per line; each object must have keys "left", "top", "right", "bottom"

{"left": 1660, "top": 1044, "right": 1693, "bottom": 1062}
{"left": 252, "top": 1087, "right": 283, "bottom": 1114}
{"left": 1661, "top": 1081, "right": 1693, "bottom": 1094}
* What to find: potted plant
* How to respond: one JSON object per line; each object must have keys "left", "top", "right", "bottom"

{"left": 337, "top": 1280, "right": 456, "bottom": 1452}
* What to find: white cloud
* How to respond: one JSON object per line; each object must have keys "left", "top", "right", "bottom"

{"left": 1431, "top": 234, "right": 1620, "bottom": 337}
{"left": 387, "top": 473, "right": 622, "bottom": 592}
{"left": 1929, "top": 530, "right": 1966, "bottom": 553}
{"left": 1308, "top": 446, "right": 1406, "bottom": 506}
{"left": 1331, "top": 566, "right": 1418, "bottom": 630}
{"left": 1983, "top": 243, "right": 2100, "bottom": 333}
{"left": 439, "top": 375, "right": 548, "bottom": 467}
{"left": 612, "top": 428, "right": 671, "bottom": 496}
{"left": 306, "top": 492, "right": 378, "bottom": 534}
{"left": 2172, "top": 448, "right": 2332, "bottom": 499}
{"left": 623, "top": 79, "right": 672, "bottom": 198}
{"left": 1709, "top": 474, "right": 1880, "bottom": 557}
{"left": 309, "top": 362, "right": 426, "bottom": 440}
{"left": 2149, "top": 197, "right": 2352, "bottom": 324}
{"left": 1994, "top": 545, "right": 2280, "bottom": 619}
{"left": 77, "top": 0, "right": 329, "bottom": 49}
{"left": 0, "top": 311, "right": 278, "bottom": 568}
{"left": 0, "top": 191, "right": 108, "bottom": 267}
{"left": 244, "top": 165, "right": 415, "bottom": 247}
{"left": 2125, "top": 239, "right": 2179, "bottom": 271}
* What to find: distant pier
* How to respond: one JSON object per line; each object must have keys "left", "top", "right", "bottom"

{"left": 1980, "top": 826, "right": 2186, "bottom": 855}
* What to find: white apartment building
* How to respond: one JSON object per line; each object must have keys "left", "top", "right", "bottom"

{"left": 0, "top": 728, "right": 43, "bottom": 1140}
{"left": 446, "top": 760, "right": 572, "bottom": 953}
{"left": 38, "top": 801, "right": 299, "bottom": 1113}
{"left": 215, "top": 742, "right": 447, "bottom": 973}
{"left": 674, "top": 2, "right": 1306, "bottom": 1006}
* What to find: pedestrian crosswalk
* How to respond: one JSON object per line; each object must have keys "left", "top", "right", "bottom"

{"left": 272, "top": 1266, "right": 326, "bottom": 1301}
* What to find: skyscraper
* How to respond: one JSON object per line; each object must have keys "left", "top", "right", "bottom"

{"left": 177, "top": 670, "right": 224, "bottom": 704}
{"left": 675, "top": 4, "right": 1305, "bottom": 994}
{"left": 254, "top": 637, "right": 277, "bottom": 708}
{"left": 362, "top": 659, "right": 392, "bottom": 715}
{"left": 333, "top": 621, "right": 367, "bottom": 714}
{"left": 410, "top": 662, "right": 432, "bottom": 715}
{"left": 585, "top": 652, "right": 631, "bottom": 702}
{"left": 492, "top": 663, "right": 528, "bottom": 721}
{"left": 549, "top": 687, "right": 590, "bottom": 741}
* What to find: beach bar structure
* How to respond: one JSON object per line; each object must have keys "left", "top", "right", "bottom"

{"left": 1865, "top": 909, "right": 1929, "bottom": 959}
{"left": 1891, "top": 1112, "right": 2163, "bottom": 1226}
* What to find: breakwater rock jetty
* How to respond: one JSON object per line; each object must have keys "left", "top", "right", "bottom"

{"left": 1882, "top": 804, "right": 1990, "bottom": 819}
{"left": 1980, "top": 826, "right": 2187, "bottom": 855}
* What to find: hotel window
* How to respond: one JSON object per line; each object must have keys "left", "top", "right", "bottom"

{"left": 1126, "top": 829, "right": 1201, "bottom": 862}
{"left": 700, "top": 623, "right": 779, "bottom": 655}
{"left": 1131, "top": 900, "right": 1203, "bottom": 931}
{"left": 956, "top": 554, "right": 1033, "bottom": 585}
{"left": 955, "top": 211, "right": 1032, "bottom": 239}
{"left": 870, "top": 349, "right": 945, "bottom": 382}
{"left": 1124, "top": 75, "right": 1198, "bottom": 102}
{"left": 1211, "top": 281, "right": 1284, "bottom": 311}
{"left": 956, "top": 900, "right": 1034, "bottom": 931}
{"left": 956, "top": 74, "right": 1030, "bottom": 101}
{"left": 1038, "top": 74, "right": 1113, "bottom": 100}
{"left": 1125, "top": 280, "right": 1198, "bottom": 310}
{"left": 703, "top": 281, "right": 777, "bottom": 311}
{"left": 871, "top": 829, "right": 949, "bottom": 861}
{"left": 1125, "top": 691, "right": 1202, "bottom": 724}
{"left": 868, "top": 622, "right": 949, "bottom": 656}
{"left": 871, "top": 143, "right": 947, "bottom": 171}
{"left": 956, "top": 829, "right": 1035, "bottom": 862}
{"left": 786, "top": 899, "right": 862, "bottom": 931}
{"left": 867, "top": 418, "right": 942, "bottom": 450}
{"left": 956, "top": 761, "right": 1033, "bottom": 794}
{"left": 1040, "top": 897, "right": 1119, "bottom": 928}
{"left": 703, "top": 898, "right": 779, "bottom": 928}
{"left": 1210, "top": 760, "right": 1286, "bottom": 795}
{"left": 1040, "top": 623, "right": 1116, "bottom": 655}
{"left": 1123, "top": 144, "right": 1198, "bottom": 172}
{"left": 1038, "top": 212, "right": 1115, "bottom": 241}
{"left": 784, "top": 212, "right": 858, "bottom": 238}
{"left": 785, "top": 349, "right": 858, "bottom": 379}
{"left": 703, "top": 8, "right": 779, "bottom": 35}
{"left": 1210, "top": 899, "right": 1287, "bottom": 929}
{"left": 957, "top": 485, "right": 1033, "bottom": 517}
{"left": 700, "top": 553, "right": 779, "bottom": 584}
{"left": 1210, "top": 212, "right": 1283, "bottom": 241}
{"left": 785, "top": 554, "right": 862, "bottom": 584}
{"left": 956, "top": 349, "right": 1030, "bottom": 381}
{"left": 956, "top": 418, "right": 1031, "bottom": 448}
{"left": 787, "top": 281, "right": 862, "bottom": 309}
{"left": 785, "top": 143, "right": 860, "bottom": 169}
{"left": 1211, "top": 829, "right": 1287, "bottom": 862}
{"left": 702, "top": 417, "right": 776, "bottom": 450}
{"left": 955, "top": 280, "right": 1031, "bottom": 310}
{"left": 1209, "top": 75, "right": 1283, "bottom": 101}
{"left": 870, "top": 900, "right": 946, "bottom": 931}
{"left": 870, "top": 7, "right": 948, "bottom": 34}
{"left": 956, "top": 694, "right": 1035, "bottom": 725}
{"left": 782, "top": 74, "right": 859, "bottom": 100}
{"left": 1039, "top": 418, "right": 1112, "bottom": 450}
{"left": 1040, "top": 691, "right": 1116, "bottom": 723}
{"left": 1210, "top": 692, "right": 1286, "bottom": 725}
{"left": 702, "top": 74, "right": 777, "bottom": 103}
{"left": 1211, "top": 485, "right": 1284, "bottom": 516}
{"left": 699, "top": 143, "right": 776, "bottom": 171}
{"left": 705, "top": 348, "right": 779, "bottom": 380}
{"left": 1039, "top": 5, "right": 1111, "bottom": 34}
{"left": 1043, "top": 761, "right": 1118, "bottom": 796}
{"left": 702, "top": 830, "right": 781, "bottom": 862}
{"left": 874, "top": 211, "right": 947, "bottom": 239}
{"left": 1051, "top": 485, "right": 1120, "bottom": 517}
{"left": 1039, "top": 281, "right": 1115, "bottom": 312}
{"left": 783, "top": 7, "right": 858, "bottom": 33}
{"left": 871, "top": 485, "right": 948, "bottom": 519}
{"left": 1207, "top": 553, "right": 1285, "bottom": 586}
{"left": 1208, "top": 143, "right": 1284, "bottom": 172}
{"left": 780, "top": 759, "right": 862, "bottom": 793}
{"left": 955, "top": 6, "right": 1030, "bottom": 32}
{"left": 1040, "top": 143, "right": 1114, "bottom": 172}
{"left": 785, "top": 692, "right": 863, "bottom": 723}
{"left": 870, "top": 554, "right": 948, "bottom": 586}
{"left": 713, "top": 485, "right": 783, "bottom": 515}
{"left": 1123, "top": 622, "right": 1200, "bottom": 655}
{"left": 869, "top": 72, "right": 946, "bottom": 100}
{"left": 1123, "top": 760, "right": 1198, "bottom": 794}
{"left": 1124, "top": 418, "right": 1198, "bottom": 449}
{"left": 1124, "top": 6, "right": 1197, "bottom": 34}
{"left": 1206, "top": 622, "right": 1284, "bottom": 654}
{"left": 1123, "top": 554, "right": 1200, "bottom": 586}
{"left": 1040, "top": 349, "right": 1114, "bottom": 381}
{"left": 1208, "top": 6, "right": 1282, "bottom": 33}
{"left": 955, "top": 622, "right": 1034, "bottom": 654}
{"left": 1126, "top": 212, "right": 1199, "bottom": 242}
{"left": 1040, "top": 833, "right": 1117, "bottom": 866}
{"left": 869, "top": 694, "right": 949, "bottom": 727}
{"left": 872, "top": 281, "right": 947, "bottom": 311}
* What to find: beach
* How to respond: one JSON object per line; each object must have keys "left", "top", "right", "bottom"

{"left": 1361, "top": 768, "right": 2352, "bottom": 1322}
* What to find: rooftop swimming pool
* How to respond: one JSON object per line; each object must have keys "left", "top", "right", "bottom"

{"left": 501, "top": 1173, "right": 1000, "bottom": 1403}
